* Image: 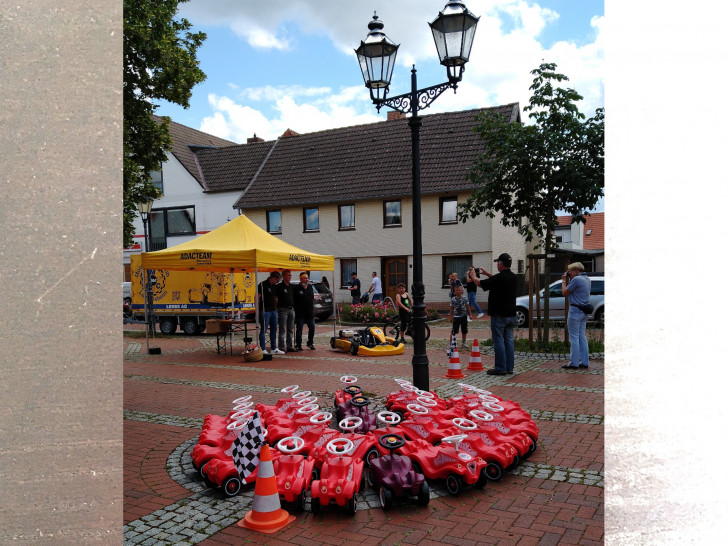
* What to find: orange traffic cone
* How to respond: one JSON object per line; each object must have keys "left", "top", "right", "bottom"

{"left": 444, "top": 337, "right": 465, "bottom": 379}
{"left": 466, "top": 339, "right": 483, "bottom": 371}
{"left": 237, "top": 443, "right": 295, "bottom": 533}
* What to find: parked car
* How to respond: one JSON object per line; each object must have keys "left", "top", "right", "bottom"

{"left": 123, "top": 281, "right": 132, "bottom": 305}
{"left": 290, "top": 280, "right": 333, "bottom": 321}
{"left": 514, "top": 276, "right": 604, "bottom": 327}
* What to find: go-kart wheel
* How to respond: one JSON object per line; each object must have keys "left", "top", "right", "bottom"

{"left": 311, "top": 496, "right": 320, "bottom": 514}
{"left": 486, "top": 462, "right": 503, "bottom": 481}
{"left": 326, "top": 437, "right": 354, "bottom": 456}
{"left": 310, "top": 411, "right": 333, "bottom": 425}
{"left": 379, "top": 433, "right": 406, "bottom": 451}
{"left": 343, "top": 385, "right": 362, "bottom": 396}
{"left": 452, "top": 417, "right": 477, "bottom": 431}
{"left": 277, "top": 436, "right": 305, "bottom": 454}
{"left": 330, "top": 337, "right": 337, "bottom": 349}
{"left": 340, "top": 375, "right": 358, "bottom": 384}
{"left": 350, "top": 395, "right": 370, "bottom": 408}
{"left": 364, "top": 446, "right": 380, "bottom": 467}
{"left": 475, "top": 468, "right": 488, "bottom": 489}
{"left": 445, "top": 474, "right": 463, "bottom": 496}
{"left": 223, "top": 475, "right": 242, "bottom": 497}
{"left": 232, "top": 395, "right": 252, "bottom": 405}
{"left": 281, "top": 384, "right": 299, "bottom": 394}
{"left": 377, "top": 410, "right": 401, "bottom": 426}
{"left": 339, "top": 416, "right": 363, "bottom": 431}
{"left": 350, "top": 341, "right": 360, "bottom": 355}
{"left": 348, "top": 493, "right": 358, "bottom": 515}
{"left": 295, "top": 491, "right": 305, "bottom": 512}
{"left": 416, "top": 479, "right": 430, "bottom": 506}
{"left": 379, "top": 486, "right": 393, "bottom": 511}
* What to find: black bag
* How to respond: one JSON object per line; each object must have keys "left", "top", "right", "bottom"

{"left": 576, "top": 303, "right": 594, "bottom": 314}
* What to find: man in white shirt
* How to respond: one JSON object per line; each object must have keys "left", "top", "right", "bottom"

{"left": 368, "top": 271, "right": 383, "bottom": 304}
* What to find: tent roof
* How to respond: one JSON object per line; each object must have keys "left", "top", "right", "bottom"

{"left": 140, "top": 215, "right": 335, "bottom": 273}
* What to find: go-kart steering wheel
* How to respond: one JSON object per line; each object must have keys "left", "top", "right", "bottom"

{"left": 377, "top": 411, "right": 401, "bottom": 426}
{"left": 469, "top": 409, "right": 494, "bottom": 422}
{"left": 229, "top": 409, "right": 254, "bottom": 423}
{"left": 326, "top": 437, "right": 354, "bottom": 456}
{"left": 442, "top": 433, "right": 468, "bottom": 451}
{"left": 416, "top": 396, "right": 438, "bottom": 407}
{"left": 338, "top": 416, "right": 363, "bottom": 431}
{"left": 406, "top": 403, "right": 429, "bottom": 415}
{"left": 350, "top": 396, "right": 370, "bottom": 408}
{"left": 379, "top": 433, "right": 406, "bottom": 452}
{"left": 296, "top": 403, "right": 319, "bottom": 415}
{"left": 340, "top": 375, "right": 358, "bottom": 384}
{"left": 343, "top": 385, "right": 362, "bottom": 396}
{"left": 310, "top": 411, "right": 333, "bottom": 425}
{"left": 295, "top": 396, "right": 318, "bottom": 406}
{"left": 232, "top": 395, "right": 252, "bottom": 405}
{"left": 277, "top": 436, "right": 304, "bottom": 454}
{"left": 291, "top": 390, "right": 312, "bottom": 399}
{"left": 453, "top": 417, "right": 477, "bottom": 431}
{"left": 281, "top": 384, "right": 299, "bottom": 394}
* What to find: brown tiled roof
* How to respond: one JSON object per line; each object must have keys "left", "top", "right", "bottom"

{"left": 229, "top": 104, "right": 521, "bottom": 209}
{"left": 557, "top": 212, "right": 604, "bottom": 250}
{"left": 196, "top": 140, "right": 277, "bottom": 193}
{"left": 154, "top": 115, "right": 238, "bottom": 188}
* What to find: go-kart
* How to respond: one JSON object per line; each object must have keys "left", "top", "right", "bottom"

{"left": 310, "top": 438, "right": 365, "bottom": 515}
{"left": 273, "top": 436, "right": 317, "bottom": 511}
{"left": 395, "top": 435, "right": 489, "bottom": 496}
{"left": 369, "top": 433, "right": 429, "bottom": 510}
{"left": 330, "top": 327, "right": 405, "bottom": 356}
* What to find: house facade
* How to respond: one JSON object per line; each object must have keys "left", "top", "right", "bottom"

{"left": 125, "top": 104, "right": 542, "bottom": 308}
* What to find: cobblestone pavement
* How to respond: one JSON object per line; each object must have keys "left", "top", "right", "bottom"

{"left": 124, "top": 323, "right": 603, "bottom": 545}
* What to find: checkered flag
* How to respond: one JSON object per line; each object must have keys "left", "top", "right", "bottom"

{"left": 230, "top": 410, "right": 265, "bottom": 481}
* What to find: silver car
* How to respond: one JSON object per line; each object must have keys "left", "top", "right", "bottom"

{"left": 514, "top": 276, "right": 604, "bottom": 327}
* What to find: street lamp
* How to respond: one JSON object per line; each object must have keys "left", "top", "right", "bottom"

{"left": 137, "top": 198, "right": 157, "bottom": 353}
{"left": 136, "top": 198, "right": 154, "bottom": 252}
{"left": 355, "top": 1, "right": 478, "bottom": 391}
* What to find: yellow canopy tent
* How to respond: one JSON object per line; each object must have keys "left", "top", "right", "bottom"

{"left": 139, "top": 214, "right": 335, "bottom": 353}
{"left": 140, "top": 214, "right": 334, "bottom": 272}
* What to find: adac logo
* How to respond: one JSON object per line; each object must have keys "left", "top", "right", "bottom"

{"left": 288, "top": 253, "right": 311, "bottom": 264}
{"left": 180, "top": 251, "right": 212, "bottom": 265}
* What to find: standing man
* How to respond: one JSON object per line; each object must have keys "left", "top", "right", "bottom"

{"left": 368, "top": 271, "right": 383, "bottom": 304}
{"left": 347, "top": 272, "right": 361, "bottom": 304}
{"left": 293, "top": 272, "right": 316, "bottom": 351}
{"left": 276, "top": 269, "right": 295, "bottom": 354}
{"left": 258, "top": 271, "right": 283, "bottom": 355}
{"left": 471, "top": 253, "right": 518, "bottom": 375}
{"left": 561, "top": 262, "right": 591, "bottom": 370}
{"left": 465, "top": 267, "right": 485, "bottom": 319}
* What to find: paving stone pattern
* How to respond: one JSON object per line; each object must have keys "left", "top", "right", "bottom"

{"left": 124, "top": 326, "right": 604, "bottom": 545}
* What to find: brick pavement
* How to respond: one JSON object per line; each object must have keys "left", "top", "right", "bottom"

{"left": 124, "top": 321, "right": 603, "bottom": 544}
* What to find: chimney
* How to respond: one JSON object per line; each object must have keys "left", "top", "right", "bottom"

{"left": 280, "top": 128, "right": 300, "bottom": 138}
{"left": 387, "top": 111, "right": 406, "bottom": 121}
{"left": 247, "top": 133, "right": 264, "bottom": 144}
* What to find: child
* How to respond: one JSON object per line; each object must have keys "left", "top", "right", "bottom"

{"left": 448, "top": 284, "right": 472, "bottom": 350}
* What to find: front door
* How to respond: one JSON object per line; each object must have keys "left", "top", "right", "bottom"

{"left": 383, "top": 257, "right": 407, "bottom": 304}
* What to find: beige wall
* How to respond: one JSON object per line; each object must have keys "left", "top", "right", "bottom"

{"left": 242, "top": 192, "right": 528, "bottom": 305}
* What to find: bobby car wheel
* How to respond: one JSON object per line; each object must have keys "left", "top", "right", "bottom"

{"left": 445, "top": 474, "right": 463, "bottom": 496}
{"left": 379, "top": 486, "right": 393, "bottom": 511}
{"left": 222, "top": 475, "right": 242, "bottom": 497}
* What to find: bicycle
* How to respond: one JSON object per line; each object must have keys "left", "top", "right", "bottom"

{"left": 383, "top": 313, "right": 430, "bottom": 342}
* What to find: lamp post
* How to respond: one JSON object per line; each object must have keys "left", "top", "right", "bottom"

{"left": 356, "top": 1, "right": 478, "bottom": 391}
{"left": 137, "top": 199, "right": 156, "bottom": 353}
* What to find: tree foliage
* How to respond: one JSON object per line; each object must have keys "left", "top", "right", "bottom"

{"left": 123, "top": 0, "right": 206, "bottom": 247}
{"left": 459, "top": 62, "right": 604, "bottom": 253}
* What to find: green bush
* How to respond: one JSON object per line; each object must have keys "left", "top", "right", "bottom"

{"left": 338, "top": 302, "right": 440, "bottom": 324}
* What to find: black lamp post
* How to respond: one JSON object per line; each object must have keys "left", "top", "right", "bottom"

{"left": 356, "top": 1, "right": 478, "bottom": 391}
{"left": 137, "top": 199, "right": 156, "bottom": 353}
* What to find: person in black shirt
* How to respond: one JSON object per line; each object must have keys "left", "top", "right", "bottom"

{"left": 258, "top": 271, "right": 281, "bottom": 355}
{"left": 347, "top": 272, "right": 361, "bottom": 304}
{"left": 471, "top": 253, "right": 518, "bottom": 375}
{"left": 276, "top": 269, "right": 296, "bottom": 353}
{"left": 293, "top": 272, "right": 316, "bottom": 350}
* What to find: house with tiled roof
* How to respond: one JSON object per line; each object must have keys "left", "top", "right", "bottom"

{"left": 125, "top": 104, "right": 544, "bottom": 306}
{"left": 555, "top": 212, "right": 605, "bottom": 273}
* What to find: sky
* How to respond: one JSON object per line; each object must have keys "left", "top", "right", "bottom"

{"left": 155, "top": 0, "right": 604, "bottom": 212}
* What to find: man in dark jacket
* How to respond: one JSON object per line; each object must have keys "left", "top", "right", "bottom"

{"left": 293, "top": 272, "right": 316, "bottom": 351}
{"left": 471, "top": 253, "right": 518, "bottom": 375}
{"left": 258, "top": 271, "right": 282, "bottom": 355}
{"left": 276, "top": 269, "right": 296, "bottom": 353}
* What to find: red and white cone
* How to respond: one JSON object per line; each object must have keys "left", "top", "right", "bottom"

{"left": 444, "top": 335, "right": 465, "bottom": 379}
{"left": 466, "top": 339, "right": 483, "bottom": 371}
{"left": 237, "top": 443, "right": 295, "bottom": 533}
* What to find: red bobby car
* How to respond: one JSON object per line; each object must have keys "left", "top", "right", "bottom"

{"left": 309, "top": 438, "right": 365, "bottom": 515}
{"left": 272, "top": 436, "right": 317, "bottom": 511}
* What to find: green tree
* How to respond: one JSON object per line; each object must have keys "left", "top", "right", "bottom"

{"left": 123, "top": 0, "right": 206, "bottom": 248}
{"left": 459, "top": 62, "right": 604, "bottom": 343}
